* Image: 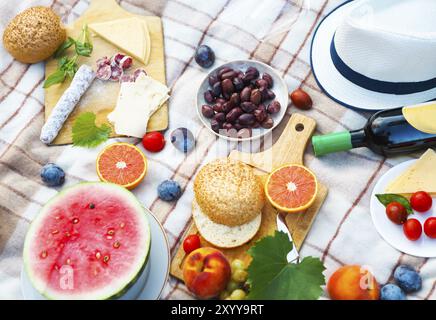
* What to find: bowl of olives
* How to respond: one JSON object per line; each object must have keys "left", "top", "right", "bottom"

{"left": 196, "top": 60, "right": 288, "bottom": 141}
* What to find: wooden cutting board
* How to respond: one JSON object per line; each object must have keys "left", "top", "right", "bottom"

{"left": 170, "top": 113, "right": 328, "bottom": 280}
{"left": 44, "top": 0, "right": 168, "bottom": 145}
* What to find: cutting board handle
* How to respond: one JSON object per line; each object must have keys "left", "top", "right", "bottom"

{"left": 229, "top": 113, "right": 316, "bottom": 172}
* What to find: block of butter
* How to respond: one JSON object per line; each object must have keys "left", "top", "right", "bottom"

{"left": 107, "top": 73, "right": 169, "bottom": 138}
{"left": 89, "top": 17, "right": 151, "bottom": 65}
{"left": 385, "top": 149, "right": 436, "bottom": 196}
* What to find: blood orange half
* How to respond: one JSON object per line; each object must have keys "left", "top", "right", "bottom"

{"left": 96, "top": 143, "right": 147, "bottom": 190}
{"left": 265, "top": 164, "right": 318, "bottom": 213}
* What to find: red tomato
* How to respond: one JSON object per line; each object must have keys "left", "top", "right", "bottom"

{"left": 403, "top": 219, "right": 422, "bottom": 241}
{"left": 183, "top": 234, "right": 201, "bottom": 254}
{"left": 386, "top": 202, "right": 407, "bottom": 225}
{"left": 424, "top": 217, "right": 436, "bottom": 238}
{"left": 142, "top": 132, "right": 165, "bottom": 152}
{"left": 410, "top": 191, "right": 432, "bottom": 213}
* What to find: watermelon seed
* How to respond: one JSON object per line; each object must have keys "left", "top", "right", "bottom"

{"left": 120, "top": 222, "right": 125, "bottom": 228}
{"left": 40, "top": 250, "right": 48, "bottom": 259}
{"left": 51, "top": 230, "right": 59, "bottom": 235}
{"left": 113, "top": 241, "right": 120, "bottom": 249}
{"left": 95, "top": 251, "right": 101, "bottom": 259}
{"left": 65, "top": 232, "right": 71, "bottom": 237}
{"left": 103, "top": 255, "right": 110, "bottom": 263}
{"left": 107, "top": 229, "right": 115, "bottom": 236}
{"left": 66, "top": 258, "right": 71, "bottom": 265}
{"left": 89, "top": 203, "right": 95, "bottom": 209}
{"left": 106, "top": 235, "right": 113, "bottom": 240}
{"left": 72, "top": 218, "right": 79, "bottom": 224}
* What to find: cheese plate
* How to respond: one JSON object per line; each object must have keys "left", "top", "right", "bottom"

{"left": 44, "top": 0, "right": 168, "bottom": 145}
{"left": 371, "top": 156, "right": 436, "bottom": 257}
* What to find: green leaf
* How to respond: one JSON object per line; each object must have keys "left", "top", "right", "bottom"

{"left": 43, "top": 69, "right": 66, "bottom": 88}
{"left": 54, "top": 37, "right": 76, "bottom": 58}
{"left": 72, "top": 112, "right": 111, "bottom": 148}
{"left": 75, "top": 24, "right": 93, "bottom": 57}
{"left": 75, "top": 41, "right": 93, "bottom": 57}
{"left": 375, "top": 194, "right": 413, "bottom": 215}
{"left": 246, "top": 231, "right": 325, "bottom": 300}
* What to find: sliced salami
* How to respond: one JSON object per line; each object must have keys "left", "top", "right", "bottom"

{"left": 120, "top": 74, "right": 135, "bottom": 83}
{"left": 133, "top": 68, "right": 147, "bottom": 80}
{"left": 96, "top": 56, "right": 110, "bottom": 68}
{"left": 96, "top": 64, "right": 112, "bottom": 81}
{"left": 109, "top": 64, "right": 123, "bottom": 82}
{"left": 96, "top": 54, "right": 144, "bottom": 83}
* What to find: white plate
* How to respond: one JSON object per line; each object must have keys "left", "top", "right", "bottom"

{"left": 370, "top": 160, "right": 436, "bottom": 257}
{"left": 196, "top": 60, "right": 288, "bottom": 141}
{"left": 21, "top": 208, "right": 170, "bottom": 300}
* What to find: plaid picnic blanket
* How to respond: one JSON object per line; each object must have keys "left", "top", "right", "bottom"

{"left": 1, "top": 0, "right": 435, "bottom": 300}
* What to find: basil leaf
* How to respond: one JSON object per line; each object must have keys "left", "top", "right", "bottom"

{"left": 375, "top": 193, "right": 413, "bottom": 215}
{"left": 54, "top": 37, "right": 76, "bottom": 58}
{"left": 43, "top": 69, "right": 66, "bottom": 88}
{"left": 75, "top": 41, "right": 93, "bottom": 57}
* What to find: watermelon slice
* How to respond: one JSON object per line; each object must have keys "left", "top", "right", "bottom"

{"left": 23, "top": 182, "right": 151, "bottom": 300}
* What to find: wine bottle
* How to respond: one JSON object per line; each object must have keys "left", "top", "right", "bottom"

{"left": 312, "top": 107, "right": 436, "bottom": 157}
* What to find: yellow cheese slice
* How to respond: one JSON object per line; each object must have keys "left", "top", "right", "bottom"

{"left": 89, "top": 17, "right": 150, "bottom": 65}
{"left": 385, "top": 149, "right": 436, "bottom": 196}
{"left": 107, "top": 74, "right": 169, "bottom": 138}
{"left": 403, "top": 102, "right": 436, "bottom": 134}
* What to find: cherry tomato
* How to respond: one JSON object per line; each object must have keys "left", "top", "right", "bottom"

{"left": 424, "top": 217, "right": 436, "bottom": 238}
{"left": 403, "top": 219, "right": 422, "bottom": 241}
{"left": 142, "top": 132, "right": 165, "bottom": 152}
{"left": 183, "top": 234, "right": 201, "bottom": 254}
{"left": 386, "top": 202, "right": 408, "bottom": 225}
{"left": 410, "top": 191, "right": 432, "bottom": 213}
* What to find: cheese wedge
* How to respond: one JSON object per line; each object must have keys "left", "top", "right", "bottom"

{"left": 107, "top": 73, "right": 169, "bottom": 138}
{"left": 385, "top": 149, "right": 436, "bottom": 196}
{"left": 403, "top": 102, "right": 436, "bottom": 134}
{"left": 89, "top": 17, "right": 151, "bottom": 65}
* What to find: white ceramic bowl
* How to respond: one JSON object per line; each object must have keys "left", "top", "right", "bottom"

{"left": 196, "top": 60, "right": 288, "bottom": 141}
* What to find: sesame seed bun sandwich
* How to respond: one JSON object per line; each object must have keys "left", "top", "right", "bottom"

{"left": 193, "top": 158, "right": 265, "bottom": 248}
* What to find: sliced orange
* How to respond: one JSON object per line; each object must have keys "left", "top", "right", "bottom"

{"left": 265, "top": 164, "right": 318, "bottom": 213}
{"left": 96, "top": 143, "right": 147, "bottom": 190}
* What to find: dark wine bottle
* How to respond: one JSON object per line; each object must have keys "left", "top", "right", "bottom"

{"left": 312, "top": 107, "right": 436, "bottom": 157}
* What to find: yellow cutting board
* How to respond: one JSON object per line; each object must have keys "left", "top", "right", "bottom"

{"left": 170, "top": 114, "right": 328, "bottom": 281}
{"left": 44, "top": 0, "right": 168, "bottom": 145}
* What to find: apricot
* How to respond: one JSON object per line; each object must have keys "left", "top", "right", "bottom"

{"left": 183, "top": 247, "right": 231, "bottom": 299}
{"left": 327, "top": 265, "right": 380, "bottom": 300}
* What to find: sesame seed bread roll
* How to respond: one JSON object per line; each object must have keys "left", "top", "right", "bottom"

{"left": 3, "top": 6, "right": 66, "bottom": 63}
{"left": 193, "top": 158, "right": 265, "bottom": 227}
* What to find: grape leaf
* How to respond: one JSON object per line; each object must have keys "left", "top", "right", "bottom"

{"left": 247, "top": 231, "right": 325, "bottom": 300}
{"left": 375, "top": 193, "right": 413, "bottom": 215}
{"left": 72, "top": 112, "right": 111, "bottom": 148}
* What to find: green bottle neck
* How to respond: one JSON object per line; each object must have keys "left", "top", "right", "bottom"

{"left": 312, "top": 129, "right": 367, "bottom": 157}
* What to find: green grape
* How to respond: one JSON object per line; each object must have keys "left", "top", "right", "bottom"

{"left": 219, "top": 290, "right": 230, "bottom": 300}
{"left": 232, "top": 269, "right": 248, "bottom": 283}
{"left": 231, "top": 259, "right": 245, "bottom": 271}
{"left": 230, "top": 289, "right": 246, "bottom": 300}
{"left": 226, "top": 280, "right": 240, "bottom": 292}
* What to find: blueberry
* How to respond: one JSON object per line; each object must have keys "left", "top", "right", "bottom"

{"left": 40, "top": 163, "right": 65, "bottom": 187}
{"left": 170, "top": 128, "right": 195, "bottom": 153}
{"left": 194, "top": 45, "right": 215, "bottom": 68}
{"left": 158, "top": 180, "right": 182, "bottom": 201}
{"left": 380, "top": 284, "right": 406, "bottom": 300}
{"left": 394, "top": 265, "right": 422, "bottom": 293}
